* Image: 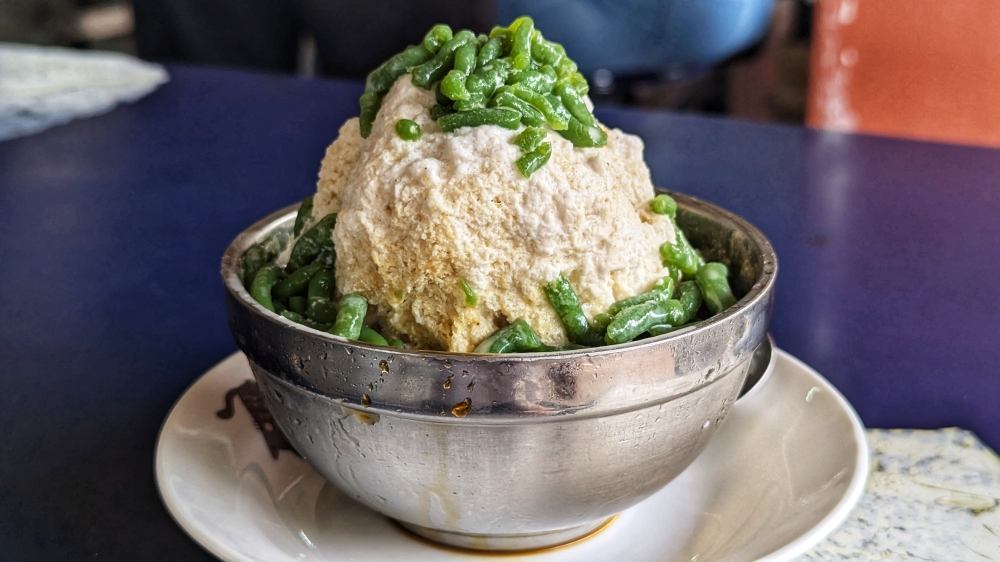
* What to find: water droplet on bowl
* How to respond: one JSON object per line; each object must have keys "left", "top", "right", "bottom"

{"left": 805, "top": 386, "right": 821, "bottom": 402}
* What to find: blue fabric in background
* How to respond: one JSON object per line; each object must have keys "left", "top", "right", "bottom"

{"left": 498, "top": 0, "right": 776, "bottom": 74}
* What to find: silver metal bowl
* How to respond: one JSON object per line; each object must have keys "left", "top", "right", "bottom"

{"left": 221, "top": 192, "right": 777, "bottom": 552}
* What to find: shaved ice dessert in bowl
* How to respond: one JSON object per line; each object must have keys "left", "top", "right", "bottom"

{"left": 222, "top": 16, "right": 776, "bottom": 552}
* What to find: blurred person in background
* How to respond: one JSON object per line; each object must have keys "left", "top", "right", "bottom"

{"left": 130, "top": 0, "right": 781, "bottom": 95}
{"left": 0, "top": 0, "right": 79, "bottom": 45}
{"left": 131, "top": 0, "right": 493, "bottom": 77}
{"left": 128, "top": 0, "right": 779, "bottom": 88}
{"left": 1, "top": 0, "right": 810, "bottom": 121}
{"left": 0, "top": 0, "right": 136, "bottom": 51}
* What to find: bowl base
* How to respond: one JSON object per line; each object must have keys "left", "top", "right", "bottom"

{"left": 394, "top": 516, "right": 616, "bottom": 552}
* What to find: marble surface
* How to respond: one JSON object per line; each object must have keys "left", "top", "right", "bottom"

{"left": 0, "top": 42, "right": 168, "bottom": 141}
{"left": 802, "top": 428, "right": 1000, "bottom": 561}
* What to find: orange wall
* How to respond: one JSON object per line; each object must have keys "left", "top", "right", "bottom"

{"left": 807, "top": 0, "right": 1000, "bottom": 147}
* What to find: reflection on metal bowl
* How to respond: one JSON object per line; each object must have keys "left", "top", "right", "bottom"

{"left": 221, "top": 192, "right": 777, "bottom": 551}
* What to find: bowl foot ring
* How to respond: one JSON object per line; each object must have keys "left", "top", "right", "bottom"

{"left": 392, "top": 514, "right": 617, "bottom": 553}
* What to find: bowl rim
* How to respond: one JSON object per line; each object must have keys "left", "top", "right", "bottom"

{"left": 221, "top": 190, "right": 777, "bottom": 360}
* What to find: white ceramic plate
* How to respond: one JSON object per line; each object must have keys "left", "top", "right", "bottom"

{"left": 156, "top": 350, "right": 867, "bottom": 562}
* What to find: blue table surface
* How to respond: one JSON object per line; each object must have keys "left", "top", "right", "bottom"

{"left": 1, "top": 65, "right": 998, "bottom": 559}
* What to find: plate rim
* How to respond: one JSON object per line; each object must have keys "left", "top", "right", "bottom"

{"left": 756, "top": 351, "right": 869, "bottom": 562}
{"left": 154, "top": 349, "right": 869, "bottom": 562}
{"left": 154, "top": 352, "right": 264, "bottom": 562}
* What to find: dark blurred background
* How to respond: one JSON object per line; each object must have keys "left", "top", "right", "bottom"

{"left": 0, "top": 0, "right": 814, "bottom": 123}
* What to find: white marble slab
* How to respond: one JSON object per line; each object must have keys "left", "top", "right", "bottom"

{"left": 801, "top": 428, "right": 1000, "bottom": 561}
